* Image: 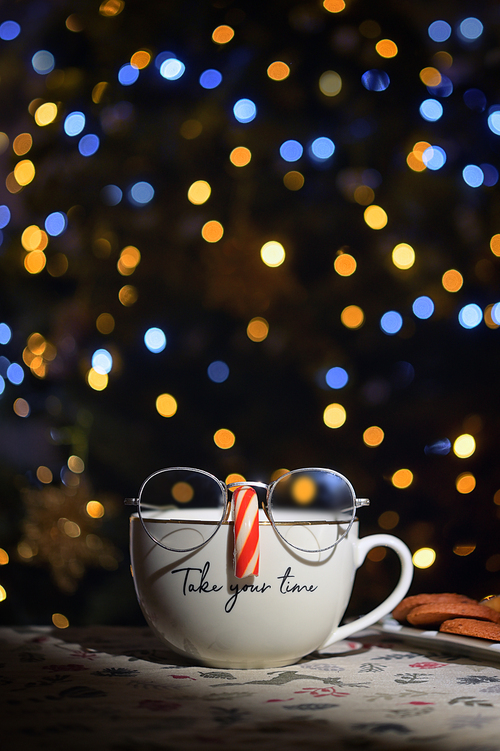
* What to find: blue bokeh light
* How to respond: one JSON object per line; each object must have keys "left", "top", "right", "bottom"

{"left": 361, "top": 69, "right": 390, "bottom": 92}
{"left": 458, "top": 303, "right": 483, "bottom": 329}
{"left": 310, "top": 137, "right": 335, "bottom": 160}
{"left": 462, "top": 165, "right": 484, "bottom": 187}
{"left": 7, "top": 362, "right": 24, "bottom": 385}
{"left": 0, "top": 205, "right": 11, "bottom": 229}
{"left": 0, "top": 323, "right": 12, "bottom": 345}
{"left": 129, "top": 181, "right": 154, "bottom": 205}
{"left": 118, "top": 63, "right": 140, "bottom": 86}
{"left": 380, "top": 311, "right": 403, "bottom": 335}
{"left": 207, "top": 360, "right": 230, "bottom": 383}
{"left": 199, "top": 69, "right": 222, "bottom": 89}
{"left": 480, "top": 164, "right": 499, "bottom": 187}
{"left": 160, "top": 58, "right": 185, "bottom": 80}
{"left": 427, "top": 74, "right": 453, "bottom": 97}
{"left": 419, "top": 99, "right": 443, "bottom": 122}
{"left": 423, "top": 145, "right": 447, "bottom": 170}
{"left": 487, "top": 110, "right": 500, "bottom": 136}
{"left": 92, "top": 349, "right": 113, "bottom": 374}
{"left": 233, "top": 98, "right": 257, "bottom": 123}
{"left": 463, "top": 88, "right": 487, "bottom": 112}
{"left": 424, "top": 438, "right": 451, "bottom": 456}
{"left": 0, "top": 356, "right": 9, "bottom": 375}
{"left": 279, "top": 140, "right": 303, "bottom": 162}
{"left": 144, "top": 327, "right": 166, "bottom": 353}
{"left": 78, "top": 134, "right": 100, "bottom": 156}
{"left": 0, "top": 376, "right": 4, "bottom": 395}
{"left": 100, "top": 185, "right": 123, "bottom": 205}
{"left": 325, "top": 367, "right": 348, "bottom": 389}
{"left": 32, "top": 50, "right": 55, "bottom": 75}
{"left": 458, "top": 17, "right": 483, "bottom": 41}
{"left": 412, "top": 296, "right": 435, "bottom": 320}
{"left": 428, "top": 20, "right": 451, "bottom": 42}
{"left": 45, "top": 212, "right": 67, "bottom": 236}
{"left": 0, "top": 21, "right": 21, "bottom": 40}
{"left": 64, "top": 112, "right": 86, "bottom": 136}
{"left": 491, "top": 302, "right": 500, "bottom": 325}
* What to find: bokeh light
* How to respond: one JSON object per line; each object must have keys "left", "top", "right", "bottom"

{"left": 412, "top": 296, "right": 434, "bottom": 319}
{"left": 428, "top": 20, "right": 451, "bottom": 42}
{"left": 319, "top": 70, "right": 342, "bottom": 97}
{"left": 233, "top": 99, "right": 256, "bottom": 123}
{"left": 456, "top": 472, "right": 476, "bottom": 494}
{"left": 229, "top": 147, "right": 251, "bottom": 167}
{"left": 422, "top": 145, "right": 446, "bottom": 170}
{"left": 458, "top": 17, "right": 483, "bottom": 41}
{"left": 380, "top": 311, "right": 403, "bottom": 335}
{"left": 118, "top": 63, "right": 139, "bottom": 85}
{"left": 361, "top": 70, "right": 390, "bottom": 91}
{"left": 375, "top": 39, "right": 398, "bottom": 58}
{"left": 341, "top": 305, "right": 364, "bottom": 329}
{"left": 156, "top": 393, "right": 178, "bottom": 417}
{"left": 45, "top": 212, "right": 67, "bottom": 236}
{"left": 283, "top": 171, "right": 304, "bottom": 190}
{"left": 309, "top": 137, "right": 335, "bottom": 161}
{"left": 378, "top": 510, "right": 399, "bottom": 529}
{"left": 391, "top": 468, "right": 413, "bottom": 488}
{"left": 458, "top": 303, "right": 482, "bottom": 329}
{"left": 419, "top": 99, "right": 443, "bottom": 121}
{"left": 199, "top": 69, "right": 222, "bottom": 89}
{"left": 364, "top": 205, "right": 388, "bottom": 229}
{"left": 247, "top": 317, "right": 269, "bottom": 342}
{"left": 325, "top": 367, "right": 348, "bottom": 389}
{"left": 334, "top": 253, "right": 356, "bottom": 276}
{"left": 0, "top": 21, "right": 21, "bottom": 40}
{"left": 212, "top": 25, "right": 234, "bottom": 44}
{"left": 412, "top": 547, "right": 436, "bottom": 569}
{"left": 32, "top": 50, "right": 55, "bottom": 75}
{"left": 280, "top": 140, "right": 303, "bottom": 162}
{"left": 323, "top": 403, "right": 346, "bottom": 428}
{"left": 64, "top": 111, "right": 85, "bottom": 136}
{"left": 52, "top": 613, "right": 69, "bottom": 629}
{"left": 260, "top": 240, "right": 286, "bottom": 267}
{"left": 363, "top": 426, "right": 385, "bottom": 447}
{"left": 442, "top": 269, "right": 463, "bottom": 292}
{"left": 453, "top": 433, "right": 476, "bottom": 458}
{"left": 92, "top": 348, "right": 112, "bottom": 374}
{"left": 129, "top": 181, "right": 154, "bottom": 205}
{"left": 207, "top": 361, "right": 229, "bottom": 383}
{"left": 267, "top": 62, "right": 290, "bottom": 81}
{"left": 201, "top": 220, "right": 223, "bottom": 242}
{"left": 160, "top": 58, "right": 185, "bottom": 80}
{"left": 213, "top": 428, "right": 235, "bottom": 449}
{"left": 144, "top": 327, "right": 166, "bottom": 353}
{"left": 392, "top": 243, "right": 415, "bottom": 269}
{"left": 78, "top": 134, "right": 100, "bottom": 156}
{"left": 188, "top": 180, "right": 211, "bottom": 204}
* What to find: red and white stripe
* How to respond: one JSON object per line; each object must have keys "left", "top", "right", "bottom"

{"left": 233, "top": 486, "right": 260, "bottom": 578}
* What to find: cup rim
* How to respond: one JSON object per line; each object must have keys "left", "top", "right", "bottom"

{"left": 130, "top": 514, "right": 359, "bottom": 527}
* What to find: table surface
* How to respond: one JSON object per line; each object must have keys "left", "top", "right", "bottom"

{"left": 2, "top": 625, "right": 500, "bottom": 750}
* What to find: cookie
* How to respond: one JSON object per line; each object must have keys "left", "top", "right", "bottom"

{"left": 392, "top": 593, "right": 476, "bottom": 624}
{"left": 479, "top": 595, "right": 500, "bottom": 613}
{"left": 440, "top": 618, "right": 500, "bottom": 642}
{"left": 407, "top": 601, "right": 500, "bottom": 629}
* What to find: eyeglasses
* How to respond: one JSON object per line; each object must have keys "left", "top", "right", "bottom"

{"left": 125, "top": 466, "right": 369, "bottom": 554}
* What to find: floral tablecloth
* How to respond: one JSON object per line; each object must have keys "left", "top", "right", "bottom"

{"left": 2, "top": 625, "right": 500, "bottom": 750}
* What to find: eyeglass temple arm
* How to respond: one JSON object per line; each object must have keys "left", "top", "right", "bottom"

{"left": 356, "top": 498, "right": 370, "bottom": 507}
{"left": 124, "top": 498, "right": 139, "bottom": 506}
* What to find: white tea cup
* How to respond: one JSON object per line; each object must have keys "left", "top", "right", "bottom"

{"left": 130, "top": 509, "right": 413, "bottom": 668}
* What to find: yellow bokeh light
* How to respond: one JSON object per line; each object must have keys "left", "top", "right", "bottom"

{"left": 87, "top": 368, "right": 108, "bottom": 391}
{"left": 68, "top": 455, "right": 85, "bottom": 473}
{"left": 0, "top": 585, "right": 6, "bottom": 602}
{"left": 283, "top": 171, "right": 304, "bottom": 190}
{"left": 433, "top": 51, "right": 453, "bottom": 70}
{"left": 24, "top": 251, "right": 46, "bottom": 274}
{"left": 156, "top": 393, "right": 178, "bottom": 417}
{"left": 392, "top": 243, "right": 415, "bottom": 270}
{"left": 96, "top": 312, "right": 115, "bottom": 334}
{"left": 485, "top": 304, "right": 500, "bottom": 330}
{"left": 420, "top": 67, "right": 442, "bottom": 87}
{"left": 13, "top": 133, "right": 33, "bottom": 156}
{"left": 27, "top": 332, "right": 46, "bottom": 355}
{"left": 406, "top": 151, "right": 427, "bottom": 172}
{"left": 319, "top": 70, "right": 342, "bottom": 97}
{"left": 453, "top": 543, "right": 476, "bottom": 556}
{"left": 13, "top": 398, "right": 30, "bottom": 417}
{"left": 201, "top": 220, "right": 224, "bottom": 243}
{"left": 323, "top": 0, "right": 346, "bottom": 12}
{"left": 63, "top": 519, "right": 81, "bottom": 538}
{"left": 118, "top": 285, "right": 138, "bottom": 306}
{"left": 130, "top": 50, "right": 151, "bottom": 69}
{"left": 0, "top": 548, "right": 9, "bottom": 565}
{"left": 341, "top": 305, "right": 364, "bottom": 329}
{"left": 214, "top": 428, "right": 236, "bottom": 449}
{"left": 292, "top": 475, "right": 316, "bottom": 504}
{"left": 494, "top": 490, "right": 500, "bottom": 506}
{"left": 180, "top": 119, "right": 202, "bottom": 139}
{"left": 442, "top": 269, "right": 463, "bottom": 292}
{"left": 412, "top": 547, "right": 436, "bottom": 569}
{"left": 171, "top": 482, "right": 194, "bottom": 503}
{"left": 392, "top": 468, "right": 414, "bottom": 489}
{"left": 36, "top": 465, "right": 53, "bottom": 484}
{"left": 267, "top": 61, "right": 290, "bottom": 80}
{"left": 226, "top": 473, "right": 246, "bottom": 484}
{"left": 490, "top": 234, "right": 500, "bottom": 257}
{"left": 364, "top": 205, "right": 388, "bottom": 230}
{"left": 92, "top": 81, "right": 108, "bottom": 104}
{"left": 66, "top": 13, "right": 85, "bottom": 32}
{"left": 87, "top": 500, "right": 105, "bottom": 518}
{"left": 118, "top": 245, "right": 141, "bottom": 275}
{"left": 21, "top": 225, "right": 43, "bottom": 250}
{"left": 353, "top": 185, "right": 375, "bottom": 205}
{"left": 47, "top": 253, "right": 69, "bottom": 277}
{"left": 453, "top": 433, "right": 476, "bottom": 458}
{"left": 0, "top": 132, "right": 9, "bottom": 153}
{"left": 363, "top": 425, "right": 384, "bottom": 447}
{"left": 188, "top": 179, "right": 211, "bottom": 204}
{"left": 323, "top": 403, "right": 346, "bottom": 429}
{"left": 230, "top": 147, "right": 252, "bottom": 167}
{"left": 260, "top": 240, "right": 286, "bottom": 268}
{"left": 52, "top": 613, "right": 70, "bottom": 629}
{"left": 6, "top": 172, "right": 23, "bottom": 194}
{"left": 34, "top": 102, "right": 58, "bottom": 126}
{"left": 99, "top": 0, "right": 124, "bottom": 16}
{"left": 456, "top": 472, "right": 476, "bottom": 494}
{"left": 378, "top": 510, "right": 400, "bottom": 530}
{"left": 212, "top": 25, "right": 234, "bottom": 44}
{"left": 247, "top": 317, "right": 269, "bottom": 342}
{"left": 334, "top": 253, "right": 357, "bottom": 276}
{"left": 376, "top": 39, "right": 398, "bottom": 58}
{"left": 14, "top": 159, "right": 35, "bottom": 186}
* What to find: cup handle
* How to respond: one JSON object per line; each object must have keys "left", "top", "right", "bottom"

{"left": 318, "top": 533, "right": 413, "bottom": 649}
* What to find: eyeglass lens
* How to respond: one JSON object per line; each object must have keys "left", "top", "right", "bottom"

{"left": 140, "top": 469, "right": 225, "bottom": 520}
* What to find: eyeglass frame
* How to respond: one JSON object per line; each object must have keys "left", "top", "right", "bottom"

{"left": 125, "top": 466, "right": 370, "bottom": 554}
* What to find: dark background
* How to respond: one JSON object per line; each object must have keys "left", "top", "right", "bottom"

{"left": 0, "top": 0, "right": 499, "bottom": 628}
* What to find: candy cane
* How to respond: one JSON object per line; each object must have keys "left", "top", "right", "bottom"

{"left": 233, "top": 486, "right": 260, "bottom": 578}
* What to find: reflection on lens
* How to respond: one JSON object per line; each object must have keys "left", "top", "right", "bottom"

{"left": 291, "top": 475, "right": 316, "bottom": 504}
{"left": 270, "top": 470, "right": 355, "bottom": 526}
